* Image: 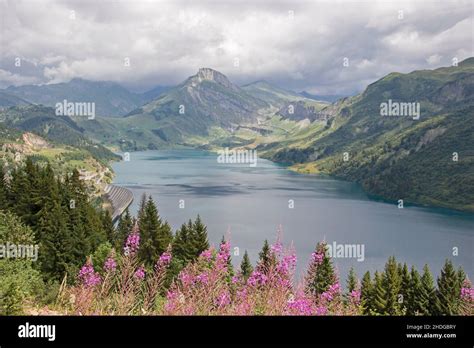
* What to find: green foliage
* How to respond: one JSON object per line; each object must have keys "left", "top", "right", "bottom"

{"left": 138, "top": 196, "right": 173, "bottom": 267}
{"left": 0, "top": 211, "right": 43, "bottom": 315}
{"left": 240, "top": 250, "right": 253, "bottom": 281}
{"left": 1, "top": 161, "right": 109, "bottom": 281}
{"left": 435, "top": 260, "right": 461, "bottom": 315}
{"left": 360, "top": 271, "right": 372, "bottom": 315}
{"left": 305, "top": 242, "right": 336, "bottom": 296}
{"left": 346, "top": 267, "right": 357, "bottom": 293}
{"left": 115, "top": 208, "right": 133, "bottom": 250}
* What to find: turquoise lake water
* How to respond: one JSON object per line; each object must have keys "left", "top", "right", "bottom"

{"left": 112, "top": 149, "right": 474, "bottom": 282}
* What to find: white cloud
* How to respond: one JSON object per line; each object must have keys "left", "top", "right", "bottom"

{"left": 0, "top": 0, "right": 472, "bottom": 94}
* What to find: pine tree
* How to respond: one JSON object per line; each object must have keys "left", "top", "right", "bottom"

{"left": 372, "top": 271, "right": 387, "bottom": 315}
{"left": 407, "top": 266, "right": 422, "bottom": 315}
{"left": 173, "top": 221, "right": 193, "bottom": 263}
{"left": 101, "top": 210, "right": 116, "bottom": 245}
{"left": 304, "top": 242, "right": 336, "bottom": 296}
{"left": 137, "top": 193, "right": 147, "bottom": 221}
{"left": 399, "top": 263, "right": 411, "bottom": 313}
{"left": 138, "top": 196, "right": 172, "bottom": 267}
{"left": 240, "top": 250, "right": 253, "bottom": 281}
{"left": 435, "top": 259, "right": 460, "bottom": 315}
{"left": 382, "top": 256, "right": 402, "bottom": 315}
{"left": 361, "top": 271, "right": 373, "bottom": 314}
{"left": 346, "top": 267, "right": 357, "bottom": 293}
{"left": 116, "top": 208, "right": 133, "bottom": 250}
{"left": 191, "top": 215, "right": 209, "bottom": 257}
{"left": 419, "top": 264, "right": 435, "bottom": 315}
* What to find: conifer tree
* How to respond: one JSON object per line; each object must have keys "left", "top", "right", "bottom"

{"left": 304, "top": 242, "right": 336, "bottom": 296}
{"left": 407, "top": 266, "right": 422, "bottom": 315}
{"left": 138, "top": 196, "right": 172, "bottom": 267}
{"left": 346, "top": 267, "right": 357, "bottom": 293}
{"left": 419, "top": 264, "right": 435, "bottom": 315}
{"left": 399, "top": 263, "right": 411, "bottom": 313}
{"left": 361, "top": 271, "right": 373, "bottom": 314}
{"left": 240, "top": 250, "right": 253, "bottom": 281}
{"left": 116, "top": 208, "right": 133, "bottom": 250}
{"left": 372, "top": 271, "right": 387, "bottom": 314}
{"left": 191, "top": 215, "right": 209, "bottom": 257}
{"left": 382, "top": 256, "right": 402, "bottom": 315}
{"left": 173, "top": 221, "right": 193, "bottom": 263}
{"left": 101, "top": 210, "right": 116, "bottom": 245}
{"left": 435, "top": 259, "right": 460, "bottom": 315}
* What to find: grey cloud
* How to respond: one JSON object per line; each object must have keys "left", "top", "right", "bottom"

{"left": 0, "top": 0, "right": 472, "bottom": 94}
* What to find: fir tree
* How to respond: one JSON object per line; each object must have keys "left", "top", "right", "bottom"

{"left": 138, "top": 196, "right": 172, "bottom": 267}
{"left": 399, "top": 263, "right": 411, "bottom": 313}
{"left": 361, "top": 271, "right": 373, "bottom": 314}
{"left": 346, "top": 267, "right": 357, "bottom": 293}
{"left": 191, "top": 215, "right": 209, "bottom": 257}
{"left": 407, "top": 266, "right": 422, "bottom": 315}
{"left": 116, "top": 208, "right": 133, "bottom": 250}
{"left": 173, "top": 221, "right": 193, "bottom": 263}
{"left": 240, "top": 250, "right": 253, "bottom": 281}
{"left": 372, "top": 271, "right": 387, "bottom": 315}
{"left": 419, "top": 264, "right": 435, "bottom": 315}
{"left": 382, "top": 256, "right": 402, "bottom": 315}
{"left": 435, "top": 259, "right": 460, "bottom": 315}
{"left": 304, "top": 242, "right": 336, "bottom": 296}
{"left": 101, "top": 210, "right": 116, "bottom": 245}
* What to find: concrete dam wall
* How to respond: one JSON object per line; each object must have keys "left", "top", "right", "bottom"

{"left": 104, "top": 184, "right": 134, "bottom": 222}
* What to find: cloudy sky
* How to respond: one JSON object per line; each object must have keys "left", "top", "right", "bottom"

{"left": 0, "top": 0, "right": 472, "bottom": 94}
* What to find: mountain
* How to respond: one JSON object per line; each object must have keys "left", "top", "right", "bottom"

{"left": 140, "top": 85, "right": 172, "bottom": 103}
{"left": 259, "top": 57, "right": 474, "bottom": 212}
{"left": 0, "top": 105, "right": 119, "bottom": 163}
{"left": 5, "top": 78, "right": 144, "bottom": 117}
{"left": 0, "top": 90, "right": 31, "bottom": 108}
{"left": 122, "top": 68, "right": 269, "bottom": 143}
{"left": 241, "top": 80, "right": 303, "bottom": 107}
{"left": 299, "top": 91, "right": 347, "bottom": 103}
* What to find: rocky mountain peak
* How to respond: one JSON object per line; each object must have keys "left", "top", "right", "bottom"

{"left": 188, "top": 68, "right": 235, "bottom": 89}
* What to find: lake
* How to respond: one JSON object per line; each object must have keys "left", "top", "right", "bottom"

{"left": 112, "top": 149, "right": 474, "bottom": 283}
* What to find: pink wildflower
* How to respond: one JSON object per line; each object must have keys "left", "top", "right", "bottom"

{"left": 134, "top": 266, "right": 145, "bottom": 280}
{"left": 78, "top": 260, "right": 101, "bottom": 287}
{"left": 103, "top": 256, "right": 117, "bottom": 272}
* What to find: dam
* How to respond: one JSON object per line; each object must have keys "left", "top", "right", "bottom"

{"left": 104, "top": 184, "right": 134, "bottom": 223}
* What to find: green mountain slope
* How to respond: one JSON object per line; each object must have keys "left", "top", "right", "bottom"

{"left": 0, "top": 105, "right": 120, "bottom": 164}
{"left": 0, "top": 91, "right": 31, "bottom": 108}
{"left": 261, "top": 58, "right": 474, "bottom": 211}
{"left": 4, "top": 78, "right": 144, "bottom": 117}
{"left": 123, "top": 68, "right": 269, "bottom": 142}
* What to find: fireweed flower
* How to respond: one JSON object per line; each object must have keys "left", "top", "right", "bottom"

{"left": 215, "top": 291, "right": 231, "bottom": 307}
{"left": 350, "top": 289, "right": 361, "bottom": 304}
{"left": 200, "top": 249, "right": 213, "bottom": 261}
{"left": 461, "top": 287, "right": 474, "bottom": 301}
{"left": 104, "top": 256, "right": 117, "bottom": 272}
{"left": 124, "top": 229, "right": 140, "bottom": 256}
{"left": 158, "top": 251, "right": 172, "bottom": 267}
{"left": 286, "top": 296, "right": 314, "bottom": 315}
{"left": 78, "top": 261, "right": 101, "bottom": 287}
{"left": 134, "top": 266, "right": 145, "bottom": 280}
{"left": 179, "top": 272, "right": 194, "bottom": 286}
{"left": 311, "top": 251, "right": 324, "bottom": 265}
{"left": 247, "top": 270, "right": 267, "bottom": 287}
{"left": 271, "top": 241, "right": 283, "bottom": 255}
{"left": 196, "top": 273, "right": 209, "bottom": 284}
{"left": 321, "top": 282, "right": 341, "bottom": 302}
